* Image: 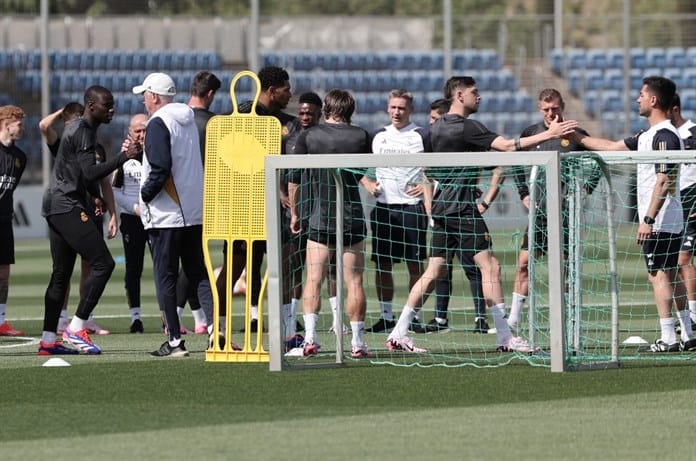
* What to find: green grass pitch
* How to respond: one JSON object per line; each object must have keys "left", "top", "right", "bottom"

{"left": 1, "top": 238, "right": 694, "bottom": 460}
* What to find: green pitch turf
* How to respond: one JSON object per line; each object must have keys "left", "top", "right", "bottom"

{"left": 1, "top": 238, "right": 693, "bottom": 460}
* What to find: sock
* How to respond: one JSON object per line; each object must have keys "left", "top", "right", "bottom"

{"left": 69, "top": 316, "right": 86, "bottom": 332}
{"left": 169, "top": 337, "right": 182, "bottom": 348}
{"left": 329, "top": 296, "right": 340, "bottom": 329}
{"left": 379, "top": 301, "right": 394, "bottom": 321}
{"left": 660, "top": 317, "right": 677, "bottom": 344}
{"left": 677, "top": 309, "right": 693, "bottom": 341}
{"left": 491, "top": 303, "right": 512, "bottom": 344}
{"left": 177, "top": 306, "right": 185, "bottom": 319}
{"left": 251, "top": 305, "right": 258, "bottom": 320}
{"left": 391, "top": 306, "right": 416, "bottom": 338}
{"left": 282, "top": 303, "right": 294, "bottom": 338}
{"left": 41, "top": 331, "right": 57, "bottom": 344}
{"left": 435, "top": 317, "right": 447, "bottom": 325}
{"left": 192, "top": 308, "right": 206, "bottom": 325}
{"left": 303, "top": 313, "right": 318, "bottom": 344}
{"left": 689, "top": 300, "right": 696, "bottom": 322}
{"left": 350, "top": 321, "right": 365, "bottom": 348}
{"left": 508, "top": 292, "right": 527, "bottom": 326}
{"left": 59, "top": 309, "right": 68, "bottom": 324}
{"left": 0, "top": 303, "right": 6, "bottom": 324}
{"left": 129, "top": 307, "right": 141, "bottom": 323}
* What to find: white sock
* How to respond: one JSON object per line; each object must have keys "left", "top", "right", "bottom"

{"left": 677, "top": 309, "right": 693, "bottom": 341}
{"left": 508, "top": 292, "right": 527, "bottom": 327}
{"left": 491, "top": 303, "right": 512, "bottom": 344}
{"left": 282, "top": 303, "right": 294, "bottom": 338}
{"left": 192, "top": 308, "right": 207, "bottom": 325}
{"left": 177, "top": 306, "right": 185, "bottom": 319}
{"left": 303, "top": 313, "right": 318, "bottom": 344}
{"left": 391, "top": 306, "right": 416, "bottom": 338}
{"left": 689, "top": 300, "right": 696, "bottom": 322}
{"left": 435, "top": 317, "right": 447, "bottom": 325}
{"left": 660, "top": 317, "right": 677, "bottom": 344}
{"left": 69, "top": 316, "right": 86, "bottom": 332}
{"left": 129, "top": 307, "right": 141, "bottom": 322}
{"left": 251, "top": 305, "right": 259, "bottom": 320}
{"left": 0, "top": 303, "right": 6, "bottom": 324}
{"left": 169, "top": 337, "right": 182, "bottom": 348}
{"left": 413, "top": 310, "right": 420, "bottom": 321}
{"left": 351, "top": 321, "right": 365, "bottom": 348}
{"left": 41, "top": 331, "right": 57, "bottom": 344}
{"left": 379, "top": 301, "right": 394, "bottom": 321}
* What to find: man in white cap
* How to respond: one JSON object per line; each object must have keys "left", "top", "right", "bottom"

{"left": 132, "top": 72, "right": 214, "bottom": 357}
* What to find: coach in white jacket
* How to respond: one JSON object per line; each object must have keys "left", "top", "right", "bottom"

{"left": 133, "top": 72, "right": 213, "bottom": 357}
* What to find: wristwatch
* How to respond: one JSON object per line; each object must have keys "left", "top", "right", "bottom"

{"left": 643, "top": 215, "right": 655, "bottom": 225}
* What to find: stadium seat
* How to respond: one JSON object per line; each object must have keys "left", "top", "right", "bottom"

{"left": 645, "top": 47, "right": 667, "bottom": 68}
{"left": 567, "top": 48, "right": 587, "bottom": 69}
{"left": 548, "top": 48, "right": 565, "bottom": 75}
{"left": 606, "top": 48, "right": 624, "bottom": 69}
{"left": 666, "top": 47, "right": 687, "bottom": 68}
{"left": 584, "top": 68, "right": 604, "bottom": 91}
{"left": 586, "top": 49, "right": 608, "bottom": 69}
{"left": 681, "top": 89, "right": 696, "bottom": 112}
{"left": 630, "top": 48, "right": 646, "bottom": 68}
{"left": 600, "top": 90, "right": 623, "bottom": 112}
{"left": 603, "top": 68, "right": 624, "bottom": 90}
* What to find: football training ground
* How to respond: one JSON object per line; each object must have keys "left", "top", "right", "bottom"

{"left": 1, "top": 239, "right": 693, "bottom": 460}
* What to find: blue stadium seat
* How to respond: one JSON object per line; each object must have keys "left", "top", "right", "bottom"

{"left": 630, "top": 48, "right": 646, "bottom": 68}
{"left": 583, "top": 68, "right": 604, "bottom": 91}
{"left": 687, "top": 47, "right": 696, "bottom": 67}
{"left": 645, "top": 47, "right": 667, "bottom": 68}
{"left": 664, "top": 67, "right": 685, "bottom": 89}
{"left": 600, "top": 90, "right": 623, "bottom": 112}
{"left": 548, "top": 49, "right": 564, "bottom": 74}
{"left": 681, "top": 89, "right": 696, "bottom": 112}
{"left": 685, "top": 70, "right": 696, "bottom": 92}
{"left": 567, "top": 48, "right": 587, "bottom": 69}
{"left": 586, "top": 49, "right": 608, "bottom": 69}
{"left": 606, "top": 48, "right": 624, "bottom": 69}
{"left": 582, "top": 90, "right": 600, "bottom": 117}
{"left": 603, "top": 68, "right": 624, "bottom": 90}
{"left": 666, "top": 47, "right": 687, "bottom": 68}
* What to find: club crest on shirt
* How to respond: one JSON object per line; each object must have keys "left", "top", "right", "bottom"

{"left": 282, "top": 126, "right": 290, "bottom": 136}
{"left": 80, "top": 211, "right": 89, "bottom": 222}
{"left": 561, "top": 138, "right": 570, "bottom": 147}
{"left": 14, "top": 158, "right": 22, "bottom": 168}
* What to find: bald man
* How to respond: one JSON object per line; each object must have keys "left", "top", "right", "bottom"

{"left": 112, "top": 113, "right": 149, "bottom": 333}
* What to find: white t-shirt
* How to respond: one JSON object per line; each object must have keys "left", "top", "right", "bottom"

{"left": 633, "top": 119, "right": 684, "bottom": 233}
{"left": 371, "top": 122, "right": 429, "bottom": 205}
{"left": 678, "top": 119, "right": 696, "bottom": 190}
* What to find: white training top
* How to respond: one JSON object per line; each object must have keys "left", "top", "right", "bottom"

{"left": 635, "top": 119, "right": 684, "bottom": 234}
{"left": 678, "top": 119, "right": 696, "bottom": 190}
{"left": 371, "top": 122, "right": 429, "bottom": 205}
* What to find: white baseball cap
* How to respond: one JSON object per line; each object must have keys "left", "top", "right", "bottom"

{"left": 132, "top": 72, "right": 177, "bottom": 96}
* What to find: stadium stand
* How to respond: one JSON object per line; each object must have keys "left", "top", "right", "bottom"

{"left": 1, "top": 48, "right": 549, "bottom": 164}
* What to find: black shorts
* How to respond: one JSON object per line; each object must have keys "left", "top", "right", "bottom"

{"left": 642, "top": 232, "right": 682, "bottom": 274}
{"left": 681, "top": 185, "right": 696, "bottom": 254}
{"left": 520, "top": 214, "right": 569, "bottom": 253}
{"left": 370, "top": 202, "right": 427, "bottom": 264}
{"left": 0, "top": 221, "right": 15, "bottom": 265}
{"left": 307, "top": 223, "right": 366, "bottom": 247}
{"left": 430, "top": 214, "right": 492, "bottom": 260}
